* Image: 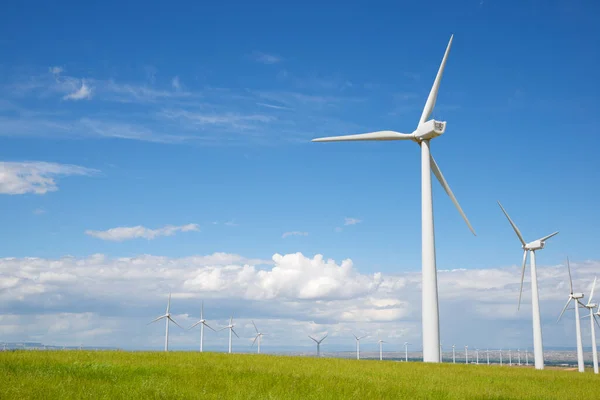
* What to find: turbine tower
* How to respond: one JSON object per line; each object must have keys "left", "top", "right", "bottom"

{"left": 497, "top": 201, "right": 558, "bottom": 370}
{"left": 404, "top": 342, "right": 409, "bottom": 362}
{"left": 583, "top": 276, "right": 599, "bottom": 374}
{"left": 557, "top": 257, "right": 585, "bottom": 373}
{"left": 251, "top": 320, "right": 266, "bottom": 354}
{"left": 218, "top": 316, "right": 239, "bottom": 354}
{"left": 311, "top": 35, "right": 475, "bottom": 363}
{"left": 147, "top": 293, "right": 183, "bottom": 352}
{"left": 377, "top": 339, "right": 386, "bottom": 361}
{"left": 353, "top": 334, "right": 367, "bottom": 360}
{"left": 309, "top": 334, "right": 327, "bottom": 357}
{"left": 188, "top": 301, "right": 216, "bottom": 352}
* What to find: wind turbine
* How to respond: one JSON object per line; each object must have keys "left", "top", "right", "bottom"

{"left": 404, "top": 342, "right": 409, "bottom": 362}
{"left": 486, "top": 349, "right": 490, "bottom": 365}
{"left": 311, "top": 35, "right": 475, "bottom": 363}
{"left": 147, "top": 293, "right": 183, "bottom": 352}
{"left": 582, "top": 276, "right": 599, "bottom": 374}
{"left": 251, "top": 320, "right": 266, "bottom": 354}
{"left": 309, "top": 334, "right": 327, "bottom": 357}
{"left": 557, "top": 257, "right": 585, "bottom": 373}
{"left": 497, "top": 201, "right": 558, "bottom": 370}
{"left": 353, "top": 334, "right": 367, "bottom": 360}
{"left": 377, "top": 339, "right": 386, "bottom": 361}
{"left": 218, "top": 316, "right": 239, "bottom": 354}
{"left": 188, "top": 301, "right": 216, "bottom": 352}
{"left": 465, "top": 345, "right": 468, "bottom": 364}
{"left": 452, "top": 344, "right": 456, "bottom": 363}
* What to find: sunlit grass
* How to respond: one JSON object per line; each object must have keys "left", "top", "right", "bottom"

{"left": 1, "top": 350, "right": 598, "bottom": 399}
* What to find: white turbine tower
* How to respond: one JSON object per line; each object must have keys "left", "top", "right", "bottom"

{"left": 251, "top": 320, "right": 266, "bottom": 354}
{"left": 377, "top": 339, "right": 387, "bottom": 361}
{"left": 582, "top": 276, "right": 599, "bottom": 374}
{"left": 497, "top": 201, "right": 558, "bottom": 370}
{"left": 404, "top": 342, "right": 410, "bottom": 362}
{"left": 452, "top": 344, "right": 456, "bottom": 364}
{"left": 311, "top": 35, "right": 475, "bottom": 363}
{"left": 188, "top": 301, "right": 216, "bottom": 352}
{"left": 353, "top": 334, "right": 367, "bottom": 360}
{"left": 147, "top": 293, "right": 183, "bottom": 352}
{"left": 557, "top": 257, "right": 585, "bottom": 373}
{"left": 218, "top": 316, "right": 239, "bottom": 354}
{"left": 309, "top": 334, "right": 327, "bottom": 357}
{"left": 465, "top": 345, "right": 468, "bottom": 364}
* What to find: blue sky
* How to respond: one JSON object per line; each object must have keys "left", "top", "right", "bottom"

{"left": 1, "top": 0, "right": 600, "bottom": 352}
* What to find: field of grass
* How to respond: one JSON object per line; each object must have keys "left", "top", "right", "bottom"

{"left": 1, "top": 351, "right": 599, "bottom": 399}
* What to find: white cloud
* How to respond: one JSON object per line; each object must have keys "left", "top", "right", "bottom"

{"left": 251, "top": 51, "right": 282, "bottom": 64}
{"left": 282, "top": 231, "right": 308, "bottom": 239}
{"left": 171, "top": 76, "right": 181, "bottom": 90}
{"left": 63, "top": 82, "right": 92, "bottom": 101}
{"left": 0, "top": 161, "right": 98, "bottom": 195}
{"left": 33, "top": 208, "right": 46, "bottom": 215}
{"left": 0, "top": 251, "right": 594, "bottom": 351}
{"left": 344, "top": 217, "right": 362, "bottom": 226}
{"left": 85, "top": 223, "right": 200, "bottom": 242}
{"left": 49, "top": 66, "right": 63, "bottom": 75}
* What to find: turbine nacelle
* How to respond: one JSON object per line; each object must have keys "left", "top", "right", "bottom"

{"left": 571, "top": 293, "right": 585, "bottom": 300}
{"left": 523, "top": 240, "right": 545, "bottom": 250}
{"left": 413, "top": 119, "right": 446, "bottom": 141}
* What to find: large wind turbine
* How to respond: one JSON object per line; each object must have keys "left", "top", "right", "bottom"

{"left": 557, "top": 257, "right": 585, "bottom": 373}
{"left": 311, "top": 34, "right": 475, "bottom": 363}
{"left": 582, "top": 276, "right": 599, "bottom": 374}
{"left": 218, "top": 316, "right": 239, "bottom": 354}
{"left": 188, "top": 301, "right": 216, "bottom": 352}
{"left": 251, "top": 320, "right": 266, "bottom": 354}
{"left": 147, "top": 293, "right": 183, "bottom": 352}
{"left": 309, "top": 334, "right": 327, "bottom": 357}
{"left": 353, "top": 334, "right": 367, "bottom": 360}
{"left": 497, "top": 201, "right": 558, "bottom": 370}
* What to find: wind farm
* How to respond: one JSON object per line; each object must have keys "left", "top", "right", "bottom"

{"left": 2, "top": 1, "right": 600, "bottom": 399}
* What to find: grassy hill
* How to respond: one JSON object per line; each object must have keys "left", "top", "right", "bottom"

{"left": 1, "top": 350, "right": 598, "bottom": 399}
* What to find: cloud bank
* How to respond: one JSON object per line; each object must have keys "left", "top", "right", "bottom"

{"left": 85, "top": 223, "right": 200, "bottom": 241}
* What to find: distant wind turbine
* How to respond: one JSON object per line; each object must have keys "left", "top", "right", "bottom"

{"left": 251, "top": 320, "right": 266, "bottom": 354}
{"left": 557, "top": 257, "right": 585, "bottom": 373}
{"left": 465, "top": 345, "right": 468, "bottom": 364}
{"left": 452, "top": 344, "right": 456, "bottom": 363}
{"left": 309, "top": 334, "right": 327, "bottom": 357}
{"left": 404, "top": 342, "right": 409, "bottom": 362}
{"left": 218, "top": 316, "right": 239, "bottom": 354}
{"left": 498, "top": 201, "right": 558, "bottom": 370}
{"left": 312, "top": 35, "right": 476, "bottom": 363}
{"left": 353, "top": 334, "right": 368, "bottom": 360}
{"left": 188, "top": 301, "right": 216, "bottom": 352}
{"left": 148, "top": 293, "right": 183, "bottom": 352}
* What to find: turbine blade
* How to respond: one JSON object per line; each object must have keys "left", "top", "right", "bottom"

{"left": 252, "top": 320, "right": 259, "bottom": 334}
{"left": 539, "top": 231, "right": 559, "bottom": 242}
{"left": 232, "top": 329, "right": 240, "bottom": 338}
{"left": 320, "top": 334, "right": 328, "bottom": 343}
{"left": 589, "top": 276, "right": 597, "bottom": 306}
{"left": 217, "top": 327, "right": 228, "bottom": 332}
{"left": 430, "top": 155, "right": 475, "bottom": 235}
{"left": 518, "top": 250, "right": 528, "bottom": 310}
{"left": 557, "top": 298, "right": 572, "bottom": 322}
{"left": 147, "top": 315, "right": 166, "bottom": 325}
{"left": 203, "top": 322, "right": 217, "bottom": 332}
{"left": 251, "top": 335, "right": 258, "bottom": 347}
{"left": 419, "top": 34, "right": 453, "bottom": 125}
{"left": 166, "top": 293, "right": 171, "bottom": 314}
{"left": 497, "top": 201, "right": 526, "bottom": 246}
{"left": 594, "top": 314, "right": 600, "bottom": 330}
{"left": 201, "top": 301, "right": 204, "bottom": 320}
{"left": 308, "top": 335, "right": 318, "bottom": 343}
{"left": 189, "top": 320, "right": 203, "bottom": 330}
{"left": 567, "top": 257, "right": 573, "bottom": 294}
{"left": 312, "top": 131, "right": 414, "bottom": 142}
{"left": 169, "top": 317, "right": 183, "bottom": 329}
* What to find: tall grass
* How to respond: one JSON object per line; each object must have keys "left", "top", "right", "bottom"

{"left": 1, "top": 350, "right": 598, "bottom": 399}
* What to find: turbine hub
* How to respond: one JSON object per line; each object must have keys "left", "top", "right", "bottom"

{"left": 413, "top": 119, "right": 446, "bottom": 141}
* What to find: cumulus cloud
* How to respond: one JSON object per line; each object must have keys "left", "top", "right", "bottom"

{"left": 251, "top": 51, "right": 282, "bottom": 64}
{"left": 171, "top": 76, "right": 181, "bottom": 90}
{"left": 282, "top": 231, "right": 308, "bottom": 238}
{"left": 0, "top": 251, "right": 594, "bottom": 351}
{"left": 0, "top": 161, "right": 98, "bottom": 195}
{"left": 63, "top": 81, "right": 92, "bottom": 100}
{"left": 344, "top": 217, "right": 362, "bottom": 226}
{"left": 85, "top": 223, "right": 200, "bottom": 241}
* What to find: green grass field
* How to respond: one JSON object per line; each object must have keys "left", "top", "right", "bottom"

{"left": 1, "top": 351, "right": 598, "bottom": 399}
